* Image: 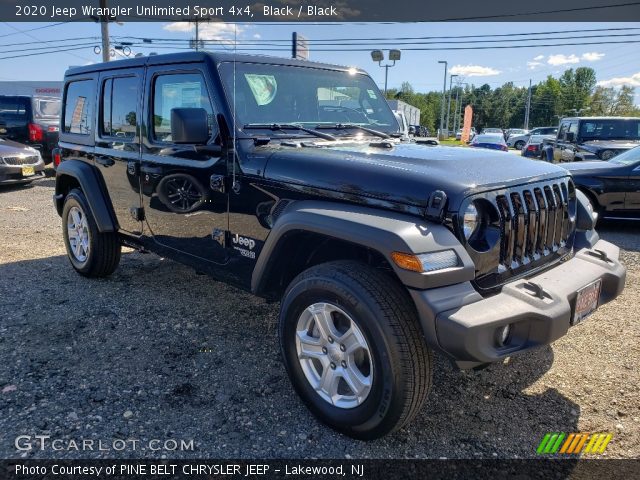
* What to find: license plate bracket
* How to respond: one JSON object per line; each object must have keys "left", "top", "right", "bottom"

{"left": 572, "top": 279, "right": 602, "bottom": 325}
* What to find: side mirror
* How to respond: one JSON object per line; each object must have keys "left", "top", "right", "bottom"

{"left": 566, "top": 132, "right": 575, "bottom": 143}
{"left": 171, "top": 108, "right": 209, "bottom": 144}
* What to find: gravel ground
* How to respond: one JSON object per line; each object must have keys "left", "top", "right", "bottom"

{"left": 0, "top": 173, "right": 638, "bottom": 460}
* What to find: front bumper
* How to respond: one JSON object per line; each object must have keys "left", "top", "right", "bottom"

{"left": 0, "top": 161, "right": 46, "bottom": 185}
{"left": 410, "top": 239, "right": 626, "bottom": 369}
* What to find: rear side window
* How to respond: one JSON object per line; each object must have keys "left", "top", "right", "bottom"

{"left": 152, "top": 73, "right": 214, "bottom": 143}
{"left": 0, "top": 97, "right": 29, "bottom": 120}
{"left": 63, "top": 80, "right": 94, "bottom": 135}
{"left": 102, "top": 76, "right": 138, "bottom": 138}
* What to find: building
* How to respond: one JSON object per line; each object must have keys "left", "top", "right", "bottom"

{"left": 386, "top": 99, "right": 421, "bottom": 126}
{"left": 0, "top": 81, "right": 63, "bottom": 98}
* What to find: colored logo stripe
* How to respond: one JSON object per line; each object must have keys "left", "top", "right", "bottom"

{"left": 537, "top": 433, "right": 612, "bottom": 455}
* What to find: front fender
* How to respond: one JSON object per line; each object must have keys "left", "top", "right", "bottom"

{"left": 251, "top": 200, "right": 475, "bottom": 293}
{"left": 55, "top": 160, "right": 117, "bottom": 233}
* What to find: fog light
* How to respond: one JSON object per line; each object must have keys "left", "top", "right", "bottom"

{"left": 496, "top": 324, "right": 512, "bottom": 347}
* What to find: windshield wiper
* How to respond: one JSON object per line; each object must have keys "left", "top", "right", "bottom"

{"left": 315, "top": 123, "right": 390, "bottom": 139}
{"left": 243, "top": 123, "right": 337, "bottom": 141}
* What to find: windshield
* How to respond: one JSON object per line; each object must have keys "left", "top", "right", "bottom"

{"left": 218, "top": 62, "right": 399, "bottom": 135}
{"left": 610, "top": 145, "right": 640, "bottom": 166}
{"left": 579, "top": 119, "right": 640, "bottom": 141}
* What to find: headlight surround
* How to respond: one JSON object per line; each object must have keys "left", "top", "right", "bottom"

{"left": 462, "top": 203, "right": 479, "bottom": 240}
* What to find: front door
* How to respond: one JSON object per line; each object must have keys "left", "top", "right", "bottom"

{"left": 140, "top": 66, "right": 228, "bottom": 263}
{"left": 95, "top": 70, "right": 143, "bottom": 234}
{"left": 625, "top": 163, "right": 640, "bottom": 212}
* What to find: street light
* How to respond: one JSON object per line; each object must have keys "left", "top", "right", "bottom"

{"left": 371, "top": 49, "right": 401, "bottom": 95}
{"left": 446, "top": 74, "right": 459, "bottom": 137}
{"left": 438, "top": 61, "right": 447, "bottom": 140}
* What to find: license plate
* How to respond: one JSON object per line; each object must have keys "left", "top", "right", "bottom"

{"left": 572, "top": 279, "right": 602, "bottom": 325}
{"left": 21, "top": 166, "right": 35, "bottom": 177}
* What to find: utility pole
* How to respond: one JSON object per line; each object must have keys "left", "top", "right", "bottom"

{"left": 99, "top": 0, "right": 110, "bottom": 62}
{"left": 446, "top": 74, "right": 458, "bottom": 136}
{"left": 524, "top": 79, "right": 532, "bottom": 130}
{"left": 438, "top": 61, "right": 447, "bottom": 140}
{"left": 453, "top": 84, "right": 461, "bottom": 133}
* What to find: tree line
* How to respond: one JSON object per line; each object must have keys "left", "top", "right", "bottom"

{"left": 386, "top": 67, "right": 640, "bottom": 133}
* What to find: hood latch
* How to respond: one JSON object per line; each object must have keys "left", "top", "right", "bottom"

{"left": 425, "top": 190, "right": 447, "bottom": 223}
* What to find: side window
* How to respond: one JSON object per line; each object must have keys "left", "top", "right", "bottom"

{"left": 152, "top": 73, "right": 215, "bottom": 143}
{"left": 101, "top": 76, "right": 138, "bottom": 139}
{"left": 63, "top": 80, "right": 94, "bottom": 135}
{"left": 0, "top": 98, "right": 28, "bottom": 121}
{"left": 568, "top": 121, "right": 579, "bottom": 139}
{"left": 557, "top": 122, "right": 570, "bottom": 141}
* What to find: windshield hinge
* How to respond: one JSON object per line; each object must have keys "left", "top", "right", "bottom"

{"left": 253, "top": 137, "right": 271, "bottom": 146}
{"left": 425, "top": 190, "right": 447, "bottom": 222}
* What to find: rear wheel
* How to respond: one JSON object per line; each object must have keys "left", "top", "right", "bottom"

{"left": 62, "top": 188, "right": 121, "bottom": 277}
{"left": 279, "top": 261, "right": 433, "bottom": 439}
{"left": 514, "top": 140, "right": 525, "bottom": 150}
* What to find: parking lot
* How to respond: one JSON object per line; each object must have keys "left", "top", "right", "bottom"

{"left": 0, "top": 172, "right": 639, "bottom": 459}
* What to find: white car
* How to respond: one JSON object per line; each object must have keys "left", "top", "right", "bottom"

{"left": 507, "top": 126, "right": 558, "bottom": 150}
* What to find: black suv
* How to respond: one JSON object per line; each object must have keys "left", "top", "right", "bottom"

{"left": 53, "top": 52, "right": 626, "bottom": 439}
{"left": 544, "top": 117, "right": 640, "bottom": 162}
{"left": 0, "top": 95, "right": 60, "bottom": 162}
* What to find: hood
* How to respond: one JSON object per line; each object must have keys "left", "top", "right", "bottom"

{"left": 561, "top": 160, "right": 624, "bottom": 175}
{"left": 580, "top": 140, "right": 640, "bottom": 151}
{"left": 0, "top": 138, "right": 38, "bottom": 156}
{"left": 262, "top": 142, "right": 569, "bottom": 211}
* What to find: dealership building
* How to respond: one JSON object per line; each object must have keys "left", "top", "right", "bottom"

{"left": 0, "top": 81, "right": 63, "bottom": 98}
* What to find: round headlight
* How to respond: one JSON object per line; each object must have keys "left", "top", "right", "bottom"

{"left": 462, "top": 203, "right": 479, "bottom": 240}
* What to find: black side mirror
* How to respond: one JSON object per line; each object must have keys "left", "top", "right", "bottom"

{"left": 171, "top": 108, "right": 209, "bottom": 144}
{"left": 566, "top": 132, "right": 575, "bottom": 142}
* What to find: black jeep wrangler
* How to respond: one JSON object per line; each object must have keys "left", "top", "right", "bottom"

{"left": 543, "top": 116, "right": 640, "bottom": 162}
{"left": 53, "top": 52, "right": 626, "bottom": 439}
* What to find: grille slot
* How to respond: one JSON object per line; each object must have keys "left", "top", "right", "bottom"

{"left": 2, "top": 155, "right": 39, "bottom": 165}
{"left": 494, "top": 180, "right": 573, "bottom": 274}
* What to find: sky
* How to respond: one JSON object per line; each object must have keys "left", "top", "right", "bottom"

{"left": 0, "top": 21, "right": 639, "bottom": 103}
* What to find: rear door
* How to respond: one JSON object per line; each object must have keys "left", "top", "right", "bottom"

{"left": 0, "top": 96, "right": 29, "bottom": 143}
{"left": 95, "top": 68, "right": 144, "bottom": 235}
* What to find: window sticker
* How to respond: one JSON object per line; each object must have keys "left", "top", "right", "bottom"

{"left": 367, "top": 89, "right": 377, "bottom": 99}
{"left": 245, "top": 74, "right": 277, "bottom": 106}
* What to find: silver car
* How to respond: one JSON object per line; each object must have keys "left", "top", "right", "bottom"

{"left": 508, "top": 126, "right": 558, "bottom": 150}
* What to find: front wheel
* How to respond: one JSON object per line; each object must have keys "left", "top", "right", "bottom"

{"left": 62, "top": 188, "right": 121, "bottom": 277}
{"left": 514, "top": 140, "right": 525, "bottom": 150}
{"left": 279, "top": 261, "right": 433, "bottom": 440}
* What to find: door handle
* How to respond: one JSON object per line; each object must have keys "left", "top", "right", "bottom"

{"left": 140, "top": 164, "right": 163, "bottom": 175}
{"left": 96, "top": 156, "right": 115, "bottom": 167}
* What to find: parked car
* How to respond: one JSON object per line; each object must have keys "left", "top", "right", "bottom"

{"left": 0, "top": 95, "right": 60, "bottom": 163}
{"left": 481, "top": 127, "right": 504, "bottom": 136}
{"left": 0, "top": 137, "right": 45, "bottom": 185}
{"left": 53, "top": 51, "right": 625, "bottom": 440}
{"left": 520, "top": 134, "right": 547, "bottom": 159}
{"left": 563, "top": 146, "right": 640, "bottom": 219}
{"left": 508, "top": 126, "right": 558, "bottom": 150}
{"left": 469, "top": 133, "right": 508, "bottom": 151}
{"left": 542, "top": 117, "right": 640, "bottom": 163}
{"left": 505, "top": 128, "right": 528, "bottom": 140}
{"left": 455, "top": 127, "right": 476, "bottom": 141}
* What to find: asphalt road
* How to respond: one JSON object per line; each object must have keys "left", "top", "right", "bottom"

{"left": 1, "top": 174, "right": 638, "bottom": 459}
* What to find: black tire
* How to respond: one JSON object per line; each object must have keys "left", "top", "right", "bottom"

{"left": 62, "top": 188, "right": 121, "bottom": 277}
{"left": 279, "top": 260, "right": 432, "bottom": 440}
{"left": 514, "top": 140, "right": 525, "bottom": 150}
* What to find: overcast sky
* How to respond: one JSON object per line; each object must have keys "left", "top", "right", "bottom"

{"left": 1, "top": 21, "right": 638, "bottom": 103}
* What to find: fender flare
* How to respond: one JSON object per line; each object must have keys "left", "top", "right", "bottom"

{"left": 251, "top": 200, "right": 475, "bottom": 293}
{"left": 55, "top": 160, "right": 118, "bottom": 233}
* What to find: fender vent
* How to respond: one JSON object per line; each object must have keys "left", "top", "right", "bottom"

{"left": 270, "top": 199, "right": 293, "bottom": 224}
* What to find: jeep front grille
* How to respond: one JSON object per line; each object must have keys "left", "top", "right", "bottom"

{"left": 465, "top": 177, "right": 576, "bottom": 291}
{"left": 2, "top": 155, "right": 39, "bottom": 165}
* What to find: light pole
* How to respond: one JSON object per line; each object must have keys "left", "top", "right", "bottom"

{"left": 453, "top": 81, "right": 469, "bottom": 134}
{"left": 445, "top": 74, "right": 458, "bottom": 137}
{"left": 438, "top": 61, "right": 447, "bottom": 140}
{"left": 371, "top": 49, "right": 401, "bottom": 95}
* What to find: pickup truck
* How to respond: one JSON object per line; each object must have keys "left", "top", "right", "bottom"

{"left": 542, "top": 116, "right": 640, "bottom": 162}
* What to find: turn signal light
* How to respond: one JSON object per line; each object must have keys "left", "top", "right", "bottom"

{"left": 391, "top": 252, "right": 424, "bottom": 273}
